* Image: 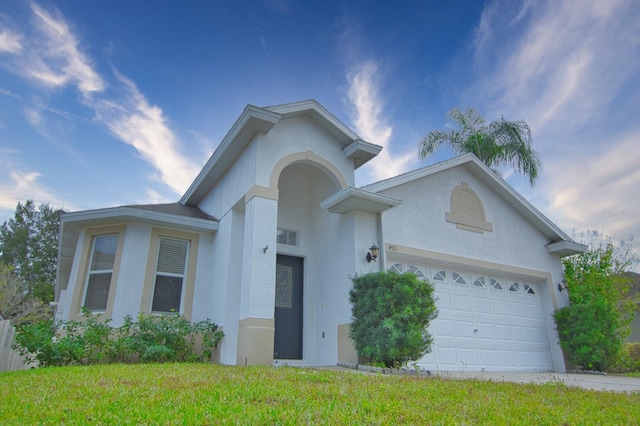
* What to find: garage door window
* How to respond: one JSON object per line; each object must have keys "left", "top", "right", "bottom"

{"left": 432, "top": 270, "right": 447, "bottom": 283}
{"left": 524, "top": 283, "right": 536, "bottom": 295}
{"left": 490, "top": 278, "right": 504, "bottom": 291}
{"left": 452, "top": 272, "right": 467, "bottom": 286}
{"left": 472, "top": 276, "right": 486, "bottom": 288}
{"left": 508, "top": 282, "right": 520, "bottom": 293}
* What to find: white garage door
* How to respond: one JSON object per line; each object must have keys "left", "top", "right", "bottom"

{"left": 389, "top": 262, "right": 553, "bottom": 372}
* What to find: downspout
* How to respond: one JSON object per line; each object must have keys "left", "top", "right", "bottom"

{"left": 377, "top": 212, "right": 385, "bottom": 272}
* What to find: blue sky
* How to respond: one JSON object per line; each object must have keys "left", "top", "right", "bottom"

{"left": 1, "top": 0, "right": 639, "bottom": 247}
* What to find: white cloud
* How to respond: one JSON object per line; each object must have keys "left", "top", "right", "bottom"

{"left": 1, "top": 3, "right": 202, "bottom": 199}
{"left": 28, "top": 3, "right": 105, "bottom": 96}
{"left": 96, "top": 73, "right": 201, "bottom": 195}
{"left": 345, "top": 61, "right": 415, "bottom": 183}
{"left": 469, "top": 0, "right": 640, "bottom": 242}
{"left": 0, "top": 30, "right": 23, "bottom": 53}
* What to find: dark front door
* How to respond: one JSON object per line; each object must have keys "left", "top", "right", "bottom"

{"left": 274, "top": 255, "right": 303, "bottom": 359}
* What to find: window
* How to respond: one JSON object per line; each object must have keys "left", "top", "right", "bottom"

{"left": 472, "top": 276, "right": 486, "bottom": 288}
{"left": 151, "top": 237, "right": 189, "bottom": 313}
{"left": 432, "top": 270, "right": 447, "bottom": 282}
{"left": 83, "top": 235, "right": 118, "bottom": 311}
{"left": 452, "top": 272, "right": 467, "bottom": 285}
{"left": 490, "top": 278, "right": 504, "bottom": 291}
{"left": 277, "top": 228, "right": 298, "bottom": 246}
{"left": 388, "top": 263, "right": 403, "bottom": 273}
{"left": 508, "top": 282, "right": 520, "bottom": 293}
{"left": 523, "top": 283, "right": 536, "bottom": 295}
{"left": 409, "top": 265, "right": 426, "bottom": 280}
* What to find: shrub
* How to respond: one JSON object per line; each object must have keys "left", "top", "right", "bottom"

{"left": 609, "top": 342, "right": 640, "bottom": 373}
{"left": 349, "top": 271, "right": 438, "bottom": 368}
{"left": 554, "top": 299, "right": 622, "bottom": 371}
{"left": 13, "top": 310, "right": 223, "bottom": 367}
{"left": 554, "top": 239, "right": 637, "bottom": 372}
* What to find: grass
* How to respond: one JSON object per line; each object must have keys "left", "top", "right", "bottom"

{"left": 1, "top": 364, "right": 639, "bottom": 425}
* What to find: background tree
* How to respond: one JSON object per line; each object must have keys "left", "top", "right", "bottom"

{"left": 554, "top": 231, "right": 639, "bottom": 371}
{"left": 0, "top": 200, "right": 65, "bottom": 303}
{"left": 420, "top": 107, "right": 542, "bottom": 186}
{"left": 0, "top": 263, "right": 51, "bottom": 325}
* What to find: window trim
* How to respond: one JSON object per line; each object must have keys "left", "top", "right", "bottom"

{"left": 140, "top": 228, "right": 199, "bottom": 320}
{"left": 69, "top": 225, "right": 126, "bottom": 320}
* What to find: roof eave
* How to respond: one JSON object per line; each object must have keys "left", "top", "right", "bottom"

{"left": 180, "top": 105, "right": 282, "bottom": 206}
{"left": 320, "top": 187, "right": 402, "bottom": 214}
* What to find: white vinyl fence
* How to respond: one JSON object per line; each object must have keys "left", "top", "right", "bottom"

{"left": 0, "top": 320, "right": 33, "bottom": 372}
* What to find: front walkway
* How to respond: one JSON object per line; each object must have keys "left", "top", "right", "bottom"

{"left": 321, "top": 365, "right": 640, "bottom": 393}
{"left": 432, "top": 371, "right": 640, "bottom": 393}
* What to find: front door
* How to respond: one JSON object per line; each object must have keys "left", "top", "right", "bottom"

{"left": 274, "top": 255, "right": 303, "bottom": 359}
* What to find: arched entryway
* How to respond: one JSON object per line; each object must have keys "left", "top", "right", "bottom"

{"left": 273, "top": 160, "right": 344, "bottom": 362}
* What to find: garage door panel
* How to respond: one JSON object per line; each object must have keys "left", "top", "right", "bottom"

{"left": 435, "top": 319, "right": 455, "bottom": 337}
{"left": 508, "top": 301, "right": 526, "bottom": 317}
{"left": 479, "top": 349, "right": 498, "bottom": 366}
{"left": 491, "top": 299, "right": 508, "bottom": 316}
{"left": 458, "top": 348, "right": 479, "bottom": 366}
{"left": 475, "top": 321, "right": 494, "bottom": 339}
{"left": 456, "top": 320, "right": 476, "bottom": 338}
{"left": 494, "top": 324, "right": 511, "bottom": 340}
{"left": 453, "top": 295, "right": 472, "bottom": 312}
{"left": 436, "top": 292, "right": 452, "bottom": 310}
{"left": 473, "top": 297, "right": 491, "bottom": 314}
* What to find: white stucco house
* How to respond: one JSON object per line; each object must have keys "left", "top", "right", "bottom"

{"left": 55, "top": 99, "right": 586, "bottom": 372}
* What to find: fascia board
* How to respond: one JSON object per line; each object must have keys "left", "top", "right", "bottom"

{"left": 266, "top": 99, "right": 361, "bottom": 145}
{"left": 62, "top": 207, "right": 219, "bottom": 232}
{"left": 320, "top": 187, "right": 402, "bottom": 214}
{"left": 546, "top": 240, "right": 588, "bottom": 257}
{"left": 343, "top": 139, "right": 383, "bottom": 169}
{"left": 180, "top": 106, "right": 281, "bottom": 205}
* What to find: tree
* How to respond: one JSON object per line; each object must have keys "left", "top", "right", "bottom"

{"left": 349, "top": 271, "right": 438, "bottom": 368}
{"left": 553, "top": 231, "right": 639, "bottom": 371}
{"left": 420, "top": 108, "right": 542, "bottom": 186}
{"left": 0, "top": 263, "right": 51, "bottom": 326}
{"left": 0, "top": 200, "right": 65, "bottom": 303}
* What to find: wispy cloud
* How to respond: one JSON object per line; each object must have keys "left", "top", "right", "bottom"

{"left": 96, "top": 73, "right": 201, "bottom": 195}
{"left": 345, "top": 61, "right": 415, "bottom": 183}
{"left": 0, "top": 30, "right": 23, "bottom": 53}
{"left": 470, "top": 0, "right": 640, "bottom": 240}
{"left": 2, "top": 2, "right": 202, "bottom": 202}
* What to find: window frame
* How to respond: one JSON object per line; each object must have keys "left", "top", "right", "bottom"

{"left": 141, "top": 228, "right": 199, "bottom": 320}
{"left": 70, "top": 225, "right": 126, "bottom": 320}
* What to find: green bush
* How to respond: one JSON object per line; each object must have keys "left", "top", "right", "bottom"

{"left": 554, "top": 299, "right": 622, "bottom": 371}
{"left": 349, "top": 271, "right": 438, "bottom": 368}
{"left": 609, "top": 342, "right": 640, "bottom": 373}
{"left": 13, "top": 310, "right": 223, "bottom": 367}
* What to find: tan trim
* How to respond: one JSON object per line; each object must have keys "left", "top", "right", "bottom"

{"left": 337, "top": 323, "right": 358, "bottom": 364}
{"left": 385, "top": 242, "right": 558, "bottom": 309}
{"left": 140, "top": 228, "right": 200, "bottom": 320}
{"left": 68, "top": 225, "right": 127, "bottom": 321}
{"left": 269, "top": 151, "right": 349, "bottom": 190}
{"left": 245, "top": 185, "right": 279, "bottom": 203}
{"left": 236, "top": 317, "right": 275, "bottom": 366}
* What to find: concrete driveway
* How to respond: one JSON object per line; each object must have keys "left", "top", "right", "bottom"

{"left": 432, "top": 371, "right": 640, "bottom": 393}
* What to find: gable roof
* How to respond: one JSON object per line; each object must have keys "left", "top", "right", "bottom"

{"left": 180, "top": 100, "right": 382, "bottom": 206}
{"left": 363, "top": 154, "right": 587, "bottom": 257}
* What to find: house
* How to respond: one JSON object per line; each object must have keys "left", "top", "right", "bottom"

{"left": 55, "top": 100, "right": 586, "bottom": 372}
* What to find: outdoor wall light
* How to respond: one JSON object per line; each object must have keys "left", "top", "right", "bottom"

{"left": 366, "top": 244, "right": 379, "bottom": 263}
{"left": 557, "top": 279, "right": 568, "bottom": 292}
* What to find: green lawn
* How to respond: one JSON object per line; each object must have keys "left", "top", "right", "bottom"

{"left": 1, "top": 364, "right": 638, "bottom": 424}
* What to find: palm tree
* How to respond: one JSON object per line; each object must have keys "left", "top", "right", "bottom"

{"left": 420, "top": 108, "right": 542, "bottom": 186}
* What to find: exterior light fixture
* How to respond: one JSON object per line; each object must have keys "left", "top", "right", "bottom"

{"left": 366, "top": 244, "right": 379, "bottom": 263}
{"left": 557, "top": 279, "right": 568, "bottom": 292}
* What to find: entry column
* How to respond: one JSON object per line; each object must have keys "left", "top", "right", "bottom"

{"left": 236, "top": 190, "right": 278, "bottom": 366}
